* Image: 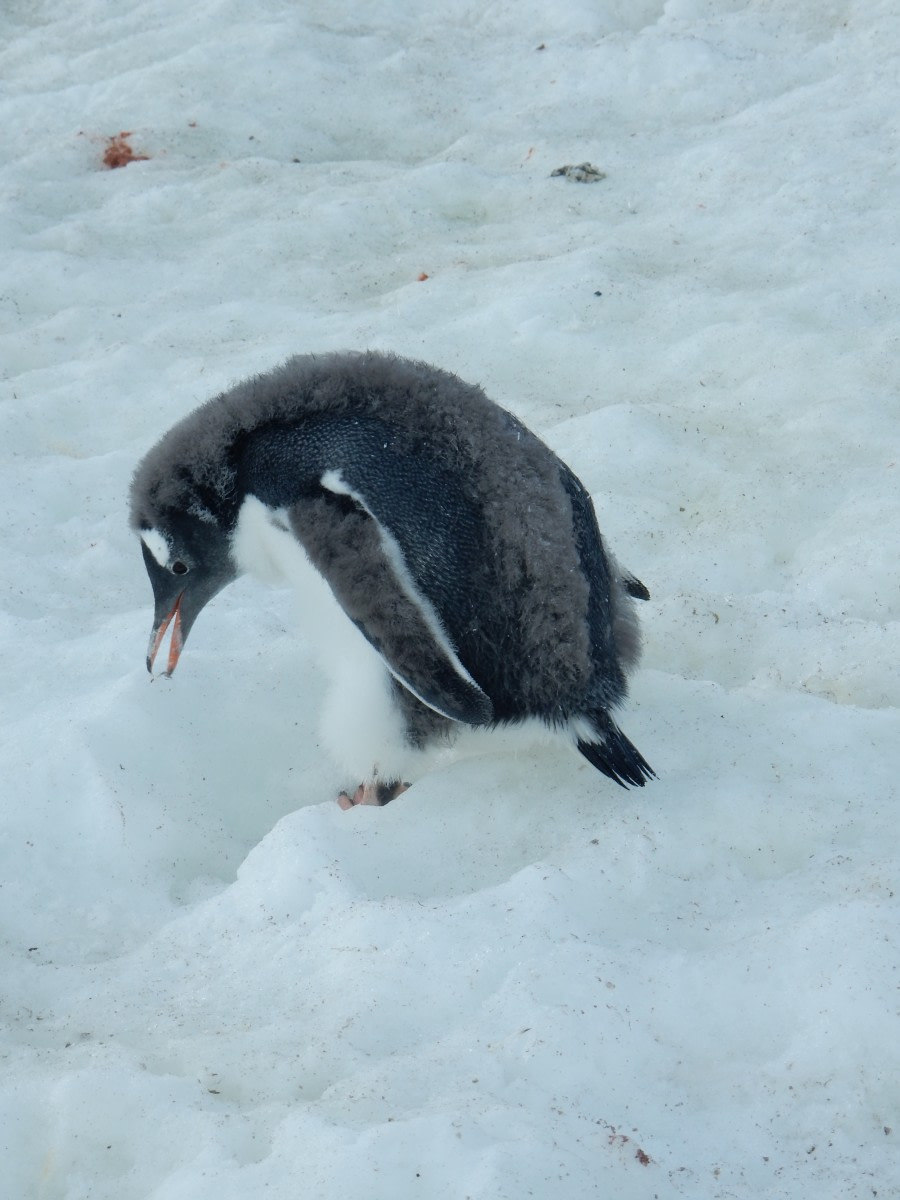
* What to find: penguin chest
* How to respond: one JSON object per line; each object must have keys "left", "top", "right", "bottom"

{"left": 230, "top": 494, "right": 364, "bottom": 663}
{"left": 229, "top": 494, "right": 410, "bottom": 779}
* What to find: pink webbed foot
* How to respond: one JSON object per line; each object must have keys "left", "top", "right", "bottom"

{"left": 336, "top": 780, "right": 410, "bottom": 809}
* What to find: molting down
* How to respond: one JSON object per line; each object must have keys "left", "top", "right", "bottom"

{"left": 130, "top": 350, "right": 654, "bottom": 801}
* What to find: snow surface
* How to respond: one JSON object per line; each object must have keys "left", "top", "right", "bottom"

{"left": 2, "top": 1, "right": 899, "bottom": 1196}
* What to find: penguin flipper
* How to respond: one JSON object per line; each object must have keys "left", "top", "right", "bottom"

{"left": 287, "top": 492, "right": 494, "bottom": 728}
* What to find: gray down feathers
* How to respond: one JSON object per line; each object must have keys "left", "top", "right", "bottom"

{"left": 130, "top": 350, "right": 650, "bottom": 774}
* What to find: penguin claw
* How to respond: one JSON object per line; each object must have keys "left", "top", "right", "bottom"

{"left": 336, "top": 780, "right": 410, "bottom": 809}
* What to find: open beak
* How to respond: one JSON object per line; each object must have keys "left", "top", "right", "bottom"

{"left": 147, "top": 593, "right": 184, "bottom": 676}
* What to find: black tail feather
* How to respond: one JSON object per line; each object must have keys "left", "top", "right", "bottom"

{"left": 623, "top": 574, "right": 650, "bottom": 601}
{"left": 577, "top": 720, "right": 655, "bottom": 788}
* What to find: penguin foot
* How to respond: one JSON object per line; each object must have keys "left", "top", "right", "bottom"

{"left": 336, "top": 780, "right": 410, "bottom": 809}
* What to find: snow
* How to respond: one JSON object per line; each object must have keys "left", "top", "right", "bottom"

{"left": 1, "top": 1, "right": 898, "bottom": 1196}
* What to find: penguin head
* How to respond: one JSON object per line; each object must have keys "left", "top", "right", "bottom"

{"left": 135, "top": 511, "right": 237, "bottom": 675}
{"left": 130, "top": 416, "right": 244, "bottom": 675}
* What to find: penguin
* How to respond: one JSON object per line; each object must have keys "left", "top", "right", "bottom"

{"left": 129, "top": 350, "right": 654, "bottom": 803}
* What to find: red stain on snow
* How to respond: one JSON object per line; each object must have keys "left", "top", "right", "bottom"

{"left": 103, "top": 132, "right": 149, "bottom": 169}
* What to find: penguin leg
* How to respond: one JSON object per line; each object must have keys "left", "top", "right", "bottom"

{"left": 336, "top": 780, "right": 410, "bottom": 808}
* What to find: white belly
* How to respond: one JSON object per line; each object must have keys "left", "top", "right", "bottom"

{"left": 229, "top": 495, "right": 578, "bottom": 787}
{"left": 230, "top": 495, "right": 428, "bottom": 783}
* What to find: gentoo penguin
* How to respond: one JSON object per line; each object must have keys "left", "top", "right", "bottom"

{"left": 130, "top": 350, "right": 653, "bottom": 803}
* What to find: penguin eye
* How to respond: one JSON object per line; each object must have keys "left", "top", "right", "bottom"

{"left": 171, "top": 560, "right": 189, "bottom": 576}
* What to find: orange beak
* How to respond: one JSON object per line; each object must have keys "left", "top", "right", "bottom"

{"left": 147, "top": 593, "right": 184, "bottom": 676}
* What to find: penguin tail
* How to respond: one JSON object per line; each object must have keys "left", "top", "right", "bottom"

{"left": 574, "top": 713, "right": 655, "bottom": 788}
{"left": 622, "top": 573, "right": 650, "bottom": 601}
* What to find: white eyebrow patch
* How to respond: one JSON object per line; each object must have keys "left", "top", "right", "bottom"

{"left": 140, "top": 528, "right": 171, "bottom": 567}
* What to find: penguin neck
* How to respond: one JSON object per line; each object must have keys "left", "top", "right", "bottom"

{"left": 230, "top": 495, "right": 297, "bottom": 586}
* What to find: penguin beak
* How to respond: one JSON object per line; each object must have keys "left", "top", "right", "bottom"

{"left": 139, "top": 534, "right": 236, "bottom": 677}
{"left": 147, "top": 593, "right": 184, "bottom": 676}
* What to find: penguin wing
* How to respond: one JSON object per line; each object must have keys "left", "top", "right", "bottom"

{"left": 287, "top": 477, "right": 494, "bottom": 727}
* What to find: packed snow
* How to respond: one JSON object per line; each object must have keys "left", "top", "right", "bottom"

{"left": 1, "top": 2, "right": 898, "bottom": 1197}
